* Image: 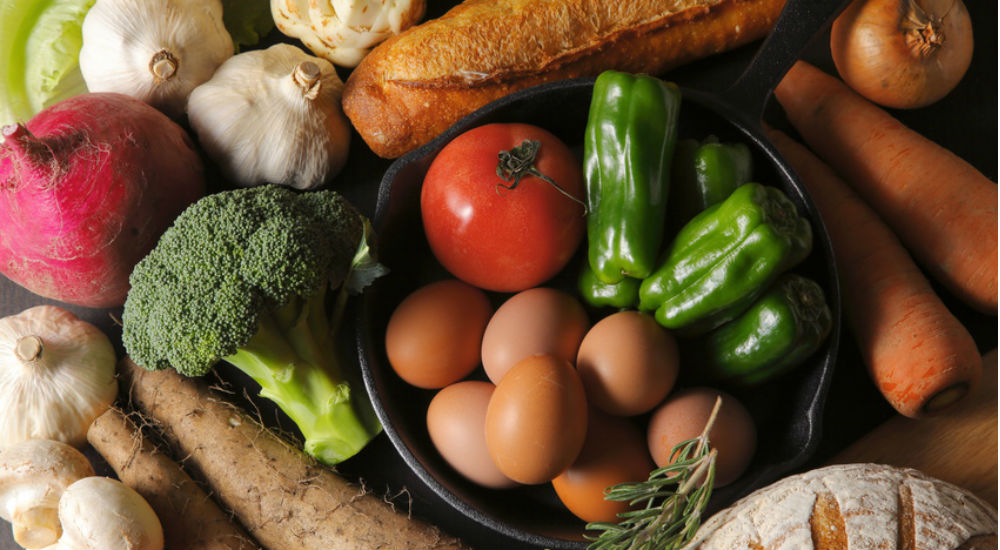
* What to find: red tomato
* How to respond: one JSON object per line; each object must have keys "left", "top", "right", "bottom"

{"left": 421, "top": 123, "right": 585, "bottom": 292}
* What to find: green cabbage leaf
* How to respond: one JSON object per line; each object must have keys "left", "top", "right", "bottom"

{"left": 0, "top": 0, "right": 95, "bottom": 126}
{"left": 221, "top": 0, "right": 274, "bottom": 52}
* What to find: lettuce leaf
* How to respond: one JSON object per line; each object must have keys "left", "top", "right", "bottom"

{"left": 221, "top": 0, "right": 274, "bottom": 52}
{"left": 0, "top": 0, "right": 95, "bottom": 127}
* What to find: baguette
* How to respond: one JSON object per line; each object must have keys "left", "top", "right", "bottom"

{"left": 684, "top": 463, "right": 998, "bottom": 550}
{"left": 343, "top": 0, "right": 786, "bottom": 158}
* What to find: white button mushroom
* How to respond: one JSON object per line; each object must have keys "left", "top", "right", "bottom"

{"left": 0, "top": 305, "right": 118, "bottom": 450}
{"left": 41, "top": 477, "right": 164, "bottom": 550}
{"left": 0, "top": 440, "right": 95, "bottom": 549}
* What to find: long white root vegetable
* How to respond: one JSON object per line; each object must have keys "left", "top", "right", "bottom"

{"left": 119, "top": 358, "right": 467, "bottom": 550}
{"left": 87, "top": 407, "right": 259, "bottom": 550}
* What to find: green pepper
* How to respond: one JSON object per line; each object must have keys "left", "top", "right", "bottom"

{"left": 702, "top": 274, "right": 832, "bottom": 386}
{"left": 584, "top": 70, "right": 681, "bottom": 284}
{"left": 670, "top": 137, "right": 753, "bottom": 225}
{"left": 638, "top": 182, "right": 813, "bottom": 334}
{"left": 578, "top": 261, "right": 640, "bottom": 309}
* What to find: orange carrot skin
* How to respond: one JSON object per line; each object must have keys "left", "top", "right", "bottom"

{"left": 775, "top": 61, "right": 998, "bottom": 314}
{"left": 768, "top": 128, "right": 981, "bottom": 418}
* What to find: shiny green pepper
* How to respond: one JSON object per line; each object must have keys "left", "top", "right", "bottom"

{"left": 702, "top": 274, "right": 832, "bottom": 386}
{"left": 670, "top": 137, "right": 753, "bottom": 225}
{"left": 638, "top": 182, "right": 813, "bottom": 334}
{"left": 585, "top": 70, "right": 682, "bottom": 284}
{"left": 578, "top": 261, "right": 640, "bottom": 309}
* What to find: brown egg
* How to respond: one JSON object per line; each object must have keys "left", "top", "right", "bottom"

{"left": 576, "top": 311, "right": 679, "bottom": 416}
{"left": 481, "top": 287, "right": 589, "bottom": 384}
{"left": 426, "top": 381, "right": 518, "bottom": 489}
{"left": 485, "top": 354, "right": 588, "bottom": 484}
{"left": 552, "top": 410, "right": 654, "bottom": 523}
{"left": 646, "top": 387, "right": 756, "bottom": 487}
{"left": 385, "top": 279, "right": 491, "bottom": 389}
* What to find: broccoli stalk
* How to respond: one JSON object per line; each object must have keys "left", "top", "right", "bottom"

{"left": 122, "top": 185, "right": 386, "bottom": 465}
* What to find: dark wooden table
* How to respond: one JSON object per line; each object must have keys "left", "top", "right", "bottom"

{"left": 2, "top": 1, "right": 996, "bottom": 548}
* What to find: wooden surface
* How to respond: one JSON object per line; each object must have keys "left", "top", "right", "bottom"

{"left": 829, "top": 350, "right": 998, "bottom": 507}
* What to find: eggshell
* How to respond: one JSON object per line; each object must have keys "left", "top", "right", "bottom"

{"left": 481, "top": 287, "right": 589, "bottom": 384}
{"left": 385, "top": 279, "right": 491, "bottom": 389}
{"left": 646, "top": 387, "right": 756, "bottom": 487}
{"left": 552, "top": 409, "right": 654, "bottom": 523}
{"left": 426, "top": 381, "right": 517, "bottom": 489}
{"left": 576, "top": 311, "right": 679, "bottom": 416}
{"left": 484, "top": 354, "right": 588, "bottom": 484}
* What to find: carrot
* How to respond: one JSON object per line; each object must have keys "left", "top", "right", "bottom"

{"left": 118, "top": 358, "right": 467, "bottom": 550}
{"left": 767, "top": 127, "right": 981, "bottom": 418}
{"left": 87, "top": 407, "right": 259, "bottom": 550}
{"left": 775, "top": 61, "right": 998, "bottom": 314}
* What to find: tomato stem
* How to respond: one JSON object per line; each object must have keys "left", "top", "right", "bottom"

{"left": 496, "top": 140, "right": 587, "bottom": 214}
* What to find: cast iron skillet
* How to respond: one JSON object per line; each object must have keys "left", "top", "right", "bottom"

{"left": 358, "top": 0, "right": 849, "bottom": 547}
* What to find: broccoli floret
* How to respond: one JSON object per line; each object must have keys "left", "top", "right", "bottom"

{"left": 122, "top": 185, "right": 386, "bottom": 465}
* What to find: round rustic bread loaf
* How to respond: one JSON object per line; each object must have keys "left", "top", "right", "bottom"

{"left": 684, "top": 463, "right": 997, "bottom": 550}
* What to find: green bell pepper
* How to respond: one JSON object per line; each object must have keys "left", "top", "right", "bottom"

{"left": 578, "top": 261, "right": 640, "bottom": 309}
{"left": 638, "top": 182, "right": 813, "bottom": 334}
{"left": 669, "top": 136, "right": 753, "bottom": 229}
{"left": 584, "top": 70, "right": 682, "bottom": 284}
{"left": 701, "top": 274, "right": 832, "bottom": 386}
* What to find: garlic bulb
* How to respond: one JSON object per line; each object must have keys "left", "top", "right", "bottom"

{"left": 187, "top": 43, "right": 351, "bottom": 190}
{"left": 0, "top": 440, "right": 95, "bottom": 549}
{"left": 271, "top": 0, "right": 425, "bottom": 67}
{"left": 79, "top": 0, "right": 234, "bottom": 117}
{"left": 0, "top": 306, "right": 118, "bottom": 450}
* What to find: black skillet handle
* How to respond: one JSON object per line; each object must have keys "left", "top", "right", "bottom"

{"left": 718, "top": 0, "right": 852, "bottom": 124}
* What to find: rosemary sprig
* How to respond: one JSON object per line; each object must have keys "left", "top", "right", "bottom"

{"left": 585, "top": 396, "right": 722, "bottom": 550}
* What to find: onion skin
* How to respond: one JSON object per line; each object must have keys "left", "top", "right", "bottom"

{"left": 0, "top": 93, "right": 205, "bottom": 308}
{"left": 830, "top": 0, "right": 973, "bottom": 109}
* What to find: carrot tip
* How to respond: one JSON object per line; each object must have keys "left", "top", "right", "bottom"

{"left": 921, "top": 383, "right": 970, "bottom": 415}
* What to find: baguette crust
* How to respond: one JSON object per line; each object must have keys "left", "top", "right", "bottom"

{"left": 343, "top": 0, "right": 786, "bottom": 158}
{"left": 684, "top": 463, "right": 998, "bottom": 550}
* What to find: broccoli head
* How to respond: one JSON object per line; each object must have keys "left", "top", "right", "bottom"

{"left": 122, "top": 185, "right": 385, "bottom": 465}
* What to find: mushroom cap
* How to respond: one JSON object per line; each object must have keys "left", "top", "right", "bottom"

{"left": 50, "top": 477, "right": 164, "bottom": 550}
{"left": 0, "top": 440, "right": 94, "bottom": 548}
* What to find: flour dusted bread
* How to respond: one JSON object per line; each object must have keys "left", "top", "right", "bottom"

{"left": 342, "top": 0, "right": 786, "bottom": 158}
{"left": 684, "top": 463, "right": 997, "bottom": 550}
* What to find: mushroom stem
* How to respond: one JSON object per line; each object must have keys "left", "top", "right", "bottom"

{"left": 149, "top": 50, "right": 179, "bottom": 83}
{"left": 12, "top": 506, "right": 62, "bottom": 549}
{"left": 14, "top": 335, "right": 43, "bottom": 363}
{"left": 291, "top": 62, "right": 322, "bottom": 99}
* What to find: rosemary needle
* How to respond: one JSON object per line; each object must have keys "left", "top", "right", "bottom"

{"left": 585, "top": 396, "right": 722, "bottom": 550}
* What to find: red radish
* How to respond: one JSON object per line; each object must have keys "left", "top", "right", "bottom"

{"left": 0, "top": 93, "right": 204, "bottom": 308}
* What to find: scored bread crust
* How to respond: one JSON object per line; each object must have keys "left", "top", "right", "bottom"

{"left": 342, "top": 0, "right": 787, "bottom": 158}
{"left": 684, "top": 463, "right": 998, "bottom": 550}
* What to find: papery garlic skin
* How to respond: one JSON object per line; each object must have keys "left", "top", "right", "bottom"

{"left": 187, "top": 43, "right": 351, "bottom": 190}
{"left": 0, "top": 306, "right": 117, "bottom": 450}
{"left": 0, "top": 440, "right": 95, "bottom": 550}
{"left": 79, "top": 0, "right": 234, "bottom": 117}
{"left": 272, "top": 0, "right": 425, "bottom": 67}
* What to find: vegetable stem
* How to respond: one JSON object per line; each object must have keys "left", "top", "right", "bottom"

{"left": 149, "top": 50, "right": 178, "bottom": 82}
{"left": 292, "top": 62, "right": 322, "bottom": 99}
{"left": 14, "top": 335, "right": 43, "bottom": 363}
{"left": 496, "top": 139, "right": 587, "bottom": 214}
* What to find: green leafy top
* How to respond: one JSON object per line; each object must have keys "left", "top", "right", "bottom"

{"left": 221, "top": 0, "right": 274, "bottom": 51}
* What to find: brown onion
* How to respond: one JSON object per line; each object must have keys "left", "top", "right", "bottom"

{"left": 830, "top": 0, "right": 973, "bottom": 109}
